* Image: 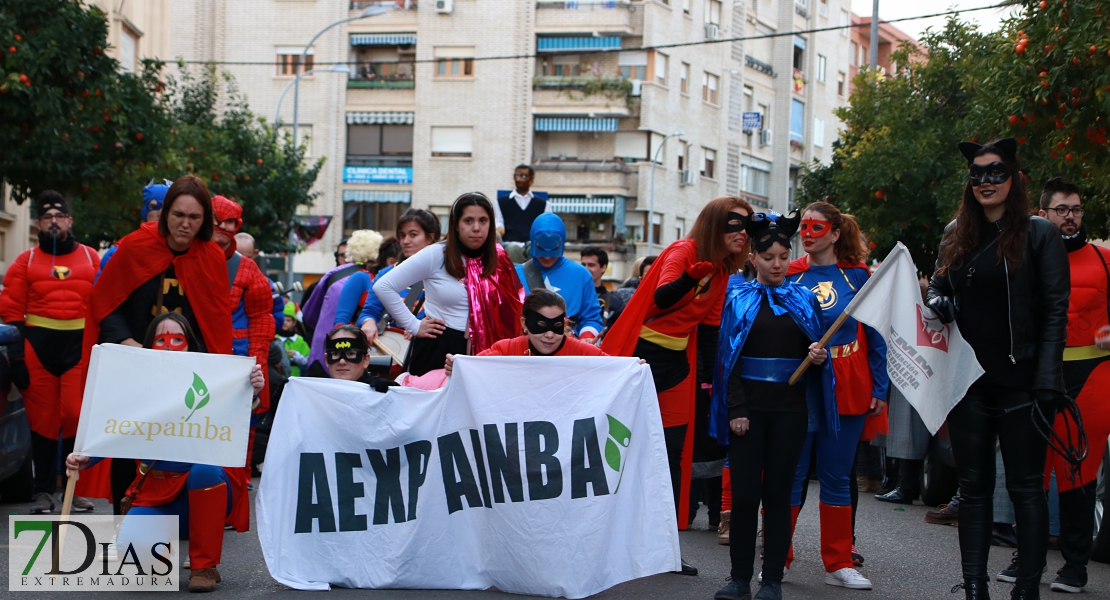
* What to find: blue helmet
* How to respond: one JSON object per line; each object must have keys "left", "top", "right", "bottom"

{"left": 529, "top": 213, "right": 566, "bottom": 259}
{"left": 141, "top": 179, "right": 171, "bottom": 221}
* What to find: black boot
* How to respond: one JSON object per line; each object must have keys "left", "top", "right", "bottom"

{"left": 951, "top": 579, "right": 990, "bottom": 600}
{"left": 1010, "top": 581, "right": 1038, "bottom": 600}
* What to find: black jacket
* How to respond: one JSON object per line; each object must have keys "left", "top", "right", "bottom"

{"left": 927, "top": 216, "right": 1069, "bottom": 394}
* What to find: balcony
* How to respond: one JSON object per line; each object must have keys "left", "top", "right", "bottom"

{"left": 348, "top": 1, "right": 418, "bottom": 27}
{"left": 535, "top": 0, "right": 642, "bottom": 36}
{"left": 746, "top": 55, "right": 775, "bottom": 76}
{"left": 347, "top": 62, "right": 415, "bottom": 89}
{"left": 533, "top": 160, "right": 638, "bottom": 198}
{"left": 533, "top": 76, "right": 636, "bottom": 114}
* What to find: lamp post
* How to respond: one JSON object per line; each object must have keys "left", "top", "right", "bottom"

{"left": 275, "top": 65, "right": 351, "bottom": 136}
{"left": 291, "top": 5, "right": 389, "bottom": 151}
{"left": 646, "top": 130, "right": 684, "bottom": 253}
{"left": 869, "top": 0, "right": 879, "bottom": 70}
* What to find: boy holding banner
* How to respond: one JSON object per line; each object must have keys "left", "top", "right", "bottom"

{"left": 67, "top": 312, "right": 263, "bottom": 593}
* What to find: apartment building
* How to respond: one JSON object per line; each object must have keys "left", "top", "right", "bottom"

{"left": 848, "top": 15, "right": 921, "bottom": 94}
{"left": 164, "top": 0, "right": 855, "bottom": 283}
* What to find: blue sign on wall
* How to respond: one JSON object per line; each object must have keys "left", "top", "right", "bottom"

{"left": 742, "top": 111, "right": 762, "bottom": 131}
{"left": 343, "top": 166, "right": 413, "bottom": 184}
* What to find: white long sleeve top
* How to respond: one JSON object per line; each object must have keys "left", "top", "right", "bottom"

{"left": 373, "top": 242, "right": 469, "bottom": 336}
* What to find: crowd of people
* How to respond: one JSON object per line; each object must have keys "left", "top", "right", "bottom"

{"left": 0, "top": 137, "right": 1104, "bottom": 599}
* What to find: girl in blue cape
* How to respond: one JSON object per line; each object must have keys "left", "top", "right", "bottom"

{"left": 710, "top": 212, "right": 837, "bottom": 600}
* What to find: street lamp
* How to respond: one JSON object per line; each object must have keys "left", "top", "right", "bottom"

{"left": 291, "top": 5, "right": 389, "bottom": 151}
{"left": 275, "top": 64, "right": 351, "bottom": 136}
{"left": 646, "top": 130, "right": 684, "bottom": 253}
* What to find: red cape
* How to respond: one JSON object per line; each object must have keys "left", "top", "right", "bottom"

{"left": 76, "top": 223, "right": 234, "bottom": 500}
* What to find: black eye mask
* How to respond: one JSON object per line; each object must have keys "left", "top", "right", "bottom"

{"left": 524, "top": 310, "right": 566, "bottom": 335}
{"left": 968, "top": 162, "right": 1012, "bottom": 187}
{"left": 326, "top": 336, "right": 369, "bottom": 365}
{"left": 725, "top": 211, "right": 750, "bottom": 233}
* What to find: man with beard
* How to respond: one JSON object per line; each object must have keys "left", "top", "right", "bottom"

{"left": 1017, "top": 177, "right": 1110, "bottom": 594}
{"left": 0, "top": 192, "right": 100, "bottom": 514}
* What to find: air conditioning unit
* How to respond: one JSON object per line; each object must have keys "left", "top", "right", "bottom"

{"left": 435, "top": 0, "right": 453, "bottom": 13}
{"left": 680, "top": 169, "right": 697, "bottom": 186}
{"left": 629, "top": 80, "right": 642, "bottom": 96}
{"left": 760, "top": 129, "right": 773, "bottom": 147}
{"left": 705, "top": 24, "right": 719, "bottom": 39}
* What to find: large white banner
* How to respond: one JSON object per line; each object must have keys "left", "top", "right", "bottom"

{"left": 847, "top": 243, "right": 985, "bottom": 434}
{"left": 257, "top": 356, "right": 680, "bottom": 598}
{"left": 73, "top": 344, "right": 254, "bottom": 467}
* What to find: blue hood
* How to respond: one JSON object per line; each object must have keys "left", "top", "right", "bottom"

{"left": 529, "top": 213, "right": 566, "bottom": 259}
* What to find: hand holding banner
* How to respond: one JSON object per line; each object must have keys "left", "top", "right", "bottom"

{"left": 73, "top": 344, "right": 255, "bottom": 467}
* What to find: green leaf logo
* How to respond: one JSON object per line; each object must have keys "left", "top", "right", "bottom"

{"left": 605, "top": 414, "right": 632, "bottom": 493}
{"left": 183, "top": 372, "right": 210, "bottom": 422}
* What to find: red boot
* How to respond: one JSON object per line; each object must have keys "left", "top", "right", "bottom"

{"left": 819, "top": 502, "right": 854, "bottom": 572}
{"left": 785, "top": 504, "right": 801, "bottom": 569}
{"left": 188, "top": 483, "right": 228, "bottom": 570}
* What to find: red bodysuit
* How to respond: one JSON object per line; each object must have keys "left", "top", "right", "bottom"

{"left": 479, "top": 335, "right": 608, "bottom": 357}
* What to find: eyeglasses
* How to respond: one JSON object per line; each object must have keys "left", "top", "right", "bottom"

{"left": 38, "top": 213, "right": 69, "bottom": 223}
{"left": 1047, "top": 205, "right": 1084, "bottom": 217}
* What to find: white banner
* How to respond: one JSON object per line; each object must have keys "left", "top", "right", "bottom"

{"left": 73, "top": 344, "right": 254, "bottom": 467}
{"left": 846, "top": 243, "right": 984, "bottom": 434}
{"left": 257, "top": 356, "right": 680, "bottom": 598}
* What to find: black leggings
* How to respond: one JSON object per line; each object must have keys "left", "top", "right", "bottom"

{"left": 728, "top": 411, "right": 809, "bottom": 583}
{"left": 31, "top": 433, "right": 74, "bottom": 495}
{"left": 663, "top": 425, "right": 688, "bottom": 514}
{"left": 947, "top": 387, "right": 1051, "bottom": 587}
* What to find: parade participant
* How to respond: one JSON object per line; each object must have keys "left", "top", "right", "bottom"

{"left": 234, "top": 231, "right": 286, "bottom": 334}
{"left": 375, "top": 192, "right": 523, "bottom": 377}
{"left": 515, "top": 214, "right": 604, "bottom": 340}
{"left": 444, "top": 289, "right": 606, "bottom": 376}
{"left": 602, "top": 196, "right": 752, "bottom": 575}
{"left": 323, "top": 325, "right": 398, "bottom": 392}
{"left": 0, "top": 191, "right": 100, "bottom": 514}
{"left": 710, "top": 212, "right": 834, "bottom": 600}
{"left": 277, "top": 302, "right": 311, "bottom": 377}
{"left": 66, "top": 312, "right": 262, "bottom": 593}
{"left": 785, "top": 201, "right": 888, "bottom": 591}
{"left": 301, "top": 230, "right": 382, "bottom": 376}
{"left": 580, "top": 246, "right": 625, "bottom": 327}
{"left": 300, "top": 239, "right": 349, "bottom": 341}
{"left": 212, "top": 195, "right": 275, "bottom": 408}
{"left": 358, "top": 208, "right": 440, "bottom": 343}
{"left": 1027, "top": 176, "right": 1107, "bottom": 594}
{"left": 927, "top": 138, "right": 1069, "bottom": 600}
{"left": 84, "top": 174, "right": 233, "bottom": 511}
{"left": 494, "top": 164, "right": 551, "bottom": 244}
{"left": 98, "top": 180, "right": 170, "bottom": 277}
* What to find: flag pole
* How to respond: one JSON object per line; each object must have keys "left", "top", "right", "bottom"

{"left": 788, "top": 311, "right": 852, "bottom": 385}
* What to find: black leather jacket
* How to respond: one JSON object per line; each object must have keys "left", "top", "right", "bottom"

{"left": 927, "top": 216, "right": 1069, "bottom": 394}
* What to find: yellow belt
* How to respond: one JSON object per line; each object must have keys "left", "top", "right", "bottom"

{"left": 1063, "top": 345, "right": 1110, "bottom": 362}
{"left": 638, "top": 326, "right": 689, "bottom": 351}
{"left": 25, "top": 314, "right": 85, "bottom": 330}
{"left": 830, "top": 339, "right": 860, "bottom": 359}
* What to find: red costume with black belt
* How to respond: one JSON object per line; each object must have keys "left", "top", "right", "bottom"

{"left": 480, "top": 335, "right": 608, "bottom": 357}
{"left": 0, "top": 238, "right": 99, "bottom": 438}
{"left": 602, "top": 239, "right": 725, "bottom": 530}
{"left": 75, "top": 223, "right": 248, "bottom": 545}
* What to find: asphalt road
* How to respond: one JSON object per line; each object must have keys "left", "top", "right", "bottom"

{"left": 3, "top": 480, "right": 1108, "bottom": 599}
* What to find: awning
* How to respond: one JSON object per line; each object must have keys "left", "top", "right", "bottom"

{"left": 346, "top": 111, "right": 415, "bottom": 125}
{"left": 794, "top": 35, "right": 806, "bottom": 50}
{"left": 549, "top": 196, "right": 617, "bottom": 214}
{"left": 537, "top": 37, "right": 622, "bottom": 52}
{"left": 342, "top": 190, "right": 412, "bottom": 203}
{"left": 535, "top": 117, "right": 618, "bottom": 132}
{"left": 351, "top": 33, "right": 416, "bottom": 46}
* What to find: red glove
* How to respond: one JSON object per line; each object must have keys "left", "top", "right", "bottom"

{"left": 686, "top": 261, "right": 715, "bottom": 280}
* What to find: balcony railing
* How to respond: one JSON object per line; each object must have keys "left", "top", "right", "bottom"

{"left": 534, "top": 159, "right": 633, "bottom": 172}
{"left": 745, "top": 55, "right": 775, "bottom": 76}
{"left": 350, "top": 1, "right": 416, "bottom": 10}
{"left": 347, "top": 62, "right": 415, "bottom": 88}
{"left": 536, "top": 0, "right": 634, "bottom": 8}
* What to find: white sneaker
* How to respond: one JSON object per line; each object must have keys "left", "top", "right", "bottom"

{"left": 826, "top": 567, "right": 872, "bottom": 589}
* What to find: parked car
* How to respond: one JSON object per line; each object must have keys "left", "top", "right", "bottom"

{"left": 0, "top": 323, "right": 33, "bottom": 503}
{"left": 1089, "top": 438, "right": 1110, "bottom": 563}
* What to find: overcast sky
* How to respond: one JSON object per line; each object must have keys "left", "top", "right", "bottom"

{"left": 852, "top": 0, "right": 1024, "bottom": 41}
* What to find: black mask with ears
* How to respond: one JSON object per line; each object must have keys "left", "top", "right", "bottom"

{"left": 746, "top": 211, "right": 800, "bottom": 253}
{"left": 958, "top": 138, "right": 1018, "bottom": 165}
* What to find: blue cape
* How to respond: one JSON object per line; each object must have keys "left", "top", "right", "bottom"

{"left": 709, "top": 279, "right": 840, "bottom": 443}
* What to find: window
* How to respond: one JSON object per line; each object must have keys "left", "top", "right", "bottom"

{"left": 344, "top": 201, "right": 411, "bottom": 236}
{"left": 837, "top": 71, "right": 846, "bottom": 96}
{"left": 790, "top": 99, "right": 805, "bottom": 143}
{"left": 817, "top": 54, "right": 827, "bottom": 83}
{"left": 119, "top": 27, "right": 138, "bottom": 73}
{"left": 840, "top": 10, "right": 850, "bottom": 36}
{"left": 677, "top": 141, "right": 687, "bottom": 170}
{"left": 682, "top": 0, "right": 692, "bottom": 14}
{"left": 850, "top": 42, "right": 858, "bottom": 67}
{"left": 702, "top": 71, "right": 719, "bottom": 104}
{"left": 619, "top": 51, "right": 648, "bottom": 80}
{"left": 430, "top": 126, "right": 473, "bottom": 158}
{"left": 793, "top": 37, "right": 805, "bottom": 70}
{"left": 749, "top": 24, "right": 774, "bottom": 65}
{"left": 676, "top": 217, "right": 686, "bottom": 241}
{"left": 819, "top": 0, "right": 828, "bottom": 17}
{"left": 276, "top": 47, "right": 314, "bottom": 76}
{"left": 649, "top": 132, "right": 666, "bottom": 163}
{"left": 434, "top": 46, "right": 475, "bottom": 78}
{"left": 615, "top": 132, "right": 649, "bottom": 160}
{"left": 741, "top": 159, "right": 771, "bottom": 197}
{"left": 680, "top": 62, "right": 690, "bottom": 94}
{"left": 705, "top": 0, "right": 722, "bottom": 24}
{"left": 643, "top": 212, "right": 662, "bottom": 244}
{"left": 861, "top": 45, "right": 869, "bottom": 67}
{"left": 655, "top": 52, "right": 669, "bottom": 86}
{"left": 813, "top": 118, "right": 825, "bottom": 148}
{"left": 552, "top": 54, "right": 580, "bottom": 77}
{"left": 701, "top": 147, "right": 716, "bottom": 179}
{"left": 347, "top": 125, "right": 414, "bottom": 159}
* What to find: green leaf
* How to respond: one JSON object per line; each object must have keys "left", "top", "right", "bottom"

{"left": 184, "top": 388, "right": 195, "bottom": 410}
{"left": 606, "top": 414, "right": 631, "bottom": 447}
{"left": 191, "top": 372, "right": 208, "bottom": 396}
{"left": 605, "top": 439, "right": 621, "bottom": 472}
{"left": 194, "top": 392, "right": 209, "bottom": 412}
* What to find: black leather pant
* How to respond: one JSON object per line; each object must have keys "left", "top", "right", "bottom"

{"left": 947, "top": 386, "right": 1051, "bottom": 588}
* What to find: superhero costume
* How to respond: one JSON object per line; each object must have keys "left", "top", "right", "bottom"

{"left": 97, "top": 180, "right": 168, "bottom": 280}
{"left": 303, "top": 263, "right": 362, "bottom": 376}
{"left": 514, "top": 215, "right": 604, "bottom": 338}
{"left": 357, "top": 263, "right": 427, "bottom": 329}
{"left": 478, "top": 334, "right": 608, "bottom": 357}
{"left": 786, "top": 255, "right": 889, "bottom": 574}
{"left": 333, "top": 269, "right": 375, "bottom": 328}
{"left": 0, "top": 230, "right": 99, "bottom": 497}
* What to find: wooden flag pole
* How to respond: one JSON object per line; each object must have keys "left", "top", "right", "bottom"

{"left": 373, "top": 338, "right": 404, "bottom": 365}
{"left": 56, "top": 469, "right": 79, "bottom": 555}
{"left": 788, "top": 310, "right": 852, "bottom": 385}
